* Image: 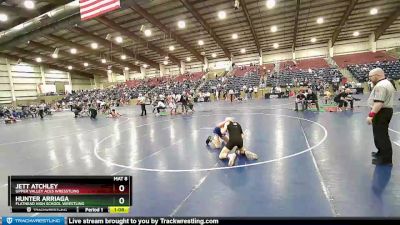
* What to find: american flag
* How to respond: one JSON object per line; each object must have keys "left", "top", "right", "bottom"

{"left": 79, "top": 0, "right": 121, "bottom": 21}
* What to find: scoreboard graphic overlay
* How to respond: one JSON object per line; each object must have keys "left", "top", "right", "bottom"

{"left": 8, "top": 176, "right": 132, "bottom": 213}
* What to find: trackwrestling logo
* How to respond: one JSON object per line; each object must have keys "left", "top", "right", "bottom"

{"left": 2, "top": 217, "right": 64, "bottom": 225}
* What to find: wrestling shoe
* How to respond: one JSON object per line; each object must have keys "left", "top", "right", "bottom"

{"left": 227, "top": 153, "right": 237, "bottom": 167}
{"left": 206, "top": 136, "right": 212, "bottom": 146}
{"left": 245, "top": 151, "right": 258, "bottom": 160}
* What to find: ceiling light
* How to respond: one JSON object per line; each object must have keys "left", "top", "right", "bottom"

{"left": 115, "top": 36, "right": 123, "bottom": 43}
{"left": 68, "top": 66, "right": 72, "bottom": 70}
{"left": 353, "top": 31, "right": 360, "bottom": 37}
{"left": 35, "top": 57, "right": 42, "bottom": 63}
{"left": 232, "top": 33, "right": 238, "bottom": 39}
{"left": 91, "top": 42, "right": 98, "bottom": 49}
{"left": 121, "top": 54, "right": 126, "bottom": 60}
{"left": 266, "top": 0, "right": 276, "bottom": 9}
{"left": 311, "top": 37, "right": 317, "bottom": 43}
{"left": 51, "top": 53, "right": 58, "bottom": 58}
{"left": 84, "top": 62, "right": 89, "bottom": 67}
{"left": 70, "top": 48, "right": 77, "bottom": 54}
{"left": 218, "top": 11, "right": 226, "bottom": 19}
{"left": 101, "top": 58, "right": 106, "bottom": 63}
{"left": 24, "top": 0, "right": 35, "bottom": 9}
{"left": 143, "top": 64, "right": 148, "bottom": 68}
{"left": 124, "top": 67, "right": 129, "bottom": 70}
{"left": 0, "top": 14, "right": 8, "bottom": 22}
{"left": 240, "top": 48, "right": 246, "bottom": 53}
{"left": 163, "top": 61, "right": 168, "bottom": 65}
{"left": 186, "top": 57, "right": 191, "bottom": 62}
{"left": 198, "top": 40, "right": 204, "bottom": 46}
{"left": 273, "top": 43, "right": 279, "bottom": 48}
{"left": 370, "top": 8, "right": 378, "bottom": 15}
{"left": 144, "top": 29, "right": 151, "bottom": 37}
{"left": 135, "top": 61, "right": 139, "bottom": 65}
{"left": 271, "top": 25, "right": 277, "bottom": 32}
{"left": 317, "top": 17, "right": 324, "bottom": 24}
{"left": 177, "top": 20, "right": 186, "bottom": 29}
{"left": 212, "top": 53, "right": 217, "bottom": 58}
{"left": 169, "top": 45, "right": 175, "bottom": 51}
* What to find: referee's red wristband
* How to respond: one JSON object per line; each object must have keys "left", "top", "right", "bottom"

{"left": 369, "top": 112, "right": 376, "bottom": 118}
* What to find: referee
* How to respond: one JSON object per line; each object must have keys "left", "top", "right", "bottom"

{"left": 367, "top": 68, "right": 395, "bottom": 166}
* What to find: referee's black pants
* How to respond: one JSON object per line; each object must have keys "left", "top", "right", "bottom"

{"left": 140, "top": 104, "right": 146, "bottom": 116}
{"left": 38, "top": 109, "right": 44, "bottom": 119}
{"left": 372, "top": 108, "right": 393, "bottom": 163}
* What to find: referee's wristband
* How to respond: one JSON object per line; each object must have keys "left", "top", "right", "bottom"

{"left": 368, "top": 112, "right": 376, "bottom": 118}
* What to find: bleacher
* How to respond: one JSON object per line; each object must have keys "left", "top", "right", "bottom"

{"left": 347, "top": 61, "right": 400, "bottom": 82}
{"left": 149, "top": 72, "right": 205, "bottom": 95}
{"left": 132, "top": 85, "right": 152, "bottom": 98}
{"left": 279, "top": 58, "right": 329, "bottom": 71}
{"left": 259, "top": 64, "right": 276, "bottom": 76}
{"left": 231, "top": 65, "right": 257, "bottom": 77}
{"left": 266, "top": 68, "right": 343, "bottom": 87}
{"left": 126, "top": 80, "right": 142, "bottom": 88}
{"left": 173, "top": 72, "right": 204, "bottom": 83}
{"left": 125, "top": 71, "right": 206, "bottom": 97}
{"left": 333, "top": 51, "right": 397, "bottom": 68}
{"left": 266, "top": 58, "right": 342, "bottom": 87}
{"left": 292, "top": 58, "right": 329, "bottom": 70}
{"left": 151, "top": 79, "right": 203, "bottom": 95}
{"left": 280, "top": 61, "right": 296, "bottom": 71}
{"left": 200, "top": 79, "right": 221, "bottom": 93}
{"left": 200, "top": 72, "right": 261, "bottom": 93}
{"left": 227, "top": 73, "right": 260, "bottom": 90}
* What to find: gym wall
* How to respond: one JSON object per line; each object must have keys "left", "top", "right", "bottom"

{"left": 0, "top": 57, "right": 95, "bottom": 104}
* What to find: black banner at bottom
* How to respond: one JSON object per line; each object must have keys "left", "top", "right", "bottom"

{"left": 67, "top": 217, "right": 400, "bottom": 225}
